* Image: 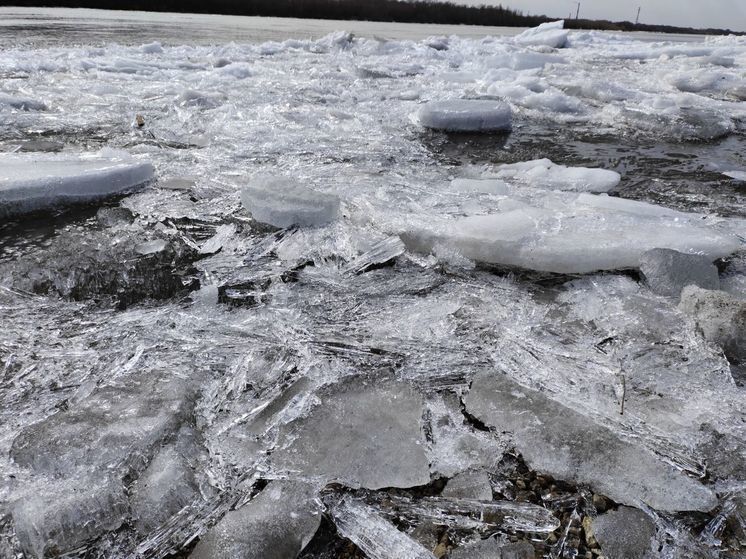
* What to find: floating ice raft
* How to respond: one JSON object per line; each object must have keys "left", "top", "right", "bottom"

{"left": 0, "top": 150, "right": 154, "bottom": 217}
{"left": 495, "top": 159, "right": 621, "bottom": 193}
{"left": 402, "top": 193, "right": 743, "bottom": 274}
{"left": 416, "top": 100, "right": 512, "bottom": 133}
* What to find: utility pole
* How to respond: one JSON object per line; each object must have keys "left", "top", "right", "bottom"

{"left": 635, "top": 6, "right": 641, "bottom": 24}
{"left": 575, "top": 2, "right": 581, "bottom": 20}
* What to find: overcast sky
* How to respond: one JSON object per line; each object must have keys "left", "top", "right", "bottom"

{"left": 460, "top": 1, "right": 746, "bottom": 31}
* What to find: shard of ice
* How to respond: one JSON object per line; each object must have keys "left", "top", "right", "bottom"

{"left": 329, "top": 498, "right": 437, "bottom": 559}
{"left": 416, "top": 100, "right": 512, "bottom": 132}
{"left": 0, "top": 150, "right": 154, "bottom": 217}
{"left": 464, "top": 372, "right": 717, "bottom": 512}
{"left": 240, "top": 176, "right": 340, "bottom": 228}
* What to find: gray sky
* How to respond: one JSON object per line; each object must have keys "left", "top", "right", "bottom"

{"left": 459, "top": 1, "right": 746, "bottom": 31}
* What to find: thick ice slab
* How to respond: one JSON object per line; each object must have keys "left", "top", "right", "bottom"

{"left": 416, "top": 100, "right": 511, "bottom": 132}
{"left": 494, "top": 159, "right": 621, "bottom": 193}
{"left": 0, "top": 150, "right": 154, "bottom": 217}
{"left": 240, "top": 176, "right": 340, "bottom": 228}
{"left": 514, "top": 20, "right": 568, "bottom": 48}
{"left": 270, "top": 378, "right": 430, "bottom": 489}
{"left": 403, "top": 193, "right": 742, "bottom": 274}
{"left": 190, "top": 481, "right": 321, "bottom": 559}
{"left": 464, "top": 372, "right": 718, "bottom": 512}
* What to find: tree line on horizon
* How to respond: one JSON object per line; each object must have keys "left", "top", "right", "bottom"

{"left": 2, "top": 0, "right": 739, "bottom": 35}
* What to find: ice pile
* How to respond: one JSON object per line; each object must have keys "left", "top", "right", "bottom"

{"left": 0, "top": 150, "right": 154, "bottom": 217}
{"left": 416, "top": 100, "right": 512, "bottom": 132}
{"left": 403, "top": 192, "right": 742, "bottom": 274}
{"left": 240, "top": 176, "right": 340, "bottom": 228}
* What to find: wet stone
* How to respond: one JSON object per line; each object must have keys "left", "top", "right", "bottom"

{"left": 639, "top": 248, "right": 719, "bottom": 297}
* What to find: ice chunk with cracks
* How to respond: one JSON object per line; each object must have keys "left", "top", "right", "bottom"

{"left": 494, "top": 159, "right": 621, "bottom": 193}
{"left": 329, "top": 498, "right": 437, "bottom": 559}
{"left": 270, "top": 377, "right": 430, "bottom": 489}
{"left": 240, "top": 176, "right": 340, "bottom": 228}
{"left": 403, "top": 193, "right": 742, "bottom": 274}
{"left": 416, "top": 100, "right": 512, "bottom": 133}
{"left": 190, "top": 480, "right": 321, "bottom": 559}
{"left": 0, "top": 150, "right": 154, "bottom": 217}
{"left": 464, "top": 372, "right": 717, "bottom": 512}
{"left": 11, "top": 475, "right": 128, "bottom": 558}
{"left": 11, "top": 372, "right": 196, "bottom": 476}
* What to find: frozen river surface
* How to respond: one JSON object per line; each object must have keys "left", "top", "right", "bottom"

{"left": 0, "top": 9, "right": 745, "bottom": 559}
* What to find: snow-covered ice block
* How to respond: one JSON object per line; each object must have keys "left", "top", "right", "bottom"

{"left": 0, "top": 150, "right": 154, "bottom": 217}
{"left": 416, "top": 100, "right": 512, "bottom": 133}
{"left": 464, "top": 372, "right": 717, "bottom": 512}
{"left": 495, "top": 159, "right": 621, "bottom": 193}
{"left": 402, "top": 193, "right": 742, "bottom": 274}
{"left": 241, "top": 176, "right": 340, "bottom": 228}
{"left": 514, "top": 20, "right": 569, "bottom": 49}
{"left": 0, "top": 93, "right": 47, "bottom": 111}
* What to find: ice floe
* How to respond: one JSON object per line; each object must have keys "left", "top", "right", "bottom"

{"left": 0, "top": 150, "right": 154, "bottom": 217}
{"left": 402, "top": 192, "right": 742, "bottom": 274}
{"left": 240, "top": 176, "right": 340, "bottom": 228}
{"left": 416, "top": 99, "right": 512, "bottom": 132}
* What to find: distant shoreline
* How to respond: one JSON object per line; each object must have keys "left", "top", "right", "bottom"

{"left": 1, "top": 0, "right": 743, "bottom": 36}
